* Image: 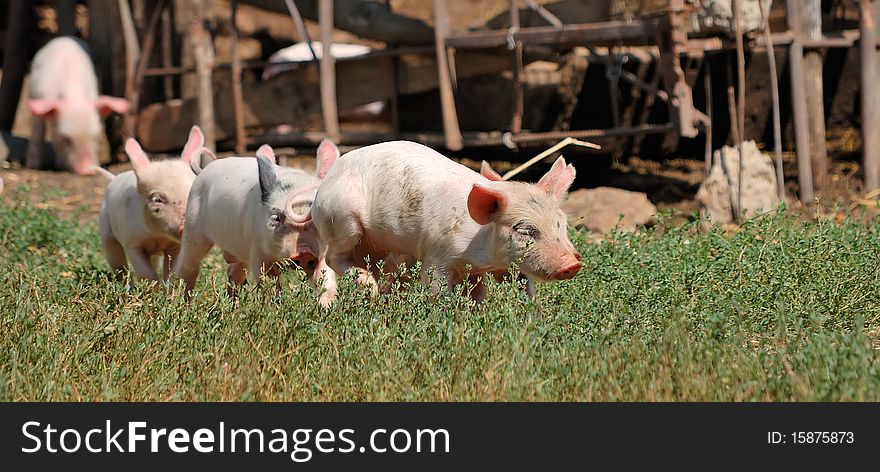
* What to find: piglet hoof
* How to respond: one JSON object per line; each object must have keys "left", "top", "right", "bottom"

{"left": 318, "top": 291, "right": 336, "bottom": 309}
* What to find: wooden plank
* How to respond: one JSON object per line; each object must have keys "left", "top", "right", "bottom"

{"left": 433, "top": 0, "right": 463, "bottom": 151}
{"left": 136, "top": 51, "right": 512, "bottom": 151}
{"left": 239, "top": 0, "right": 434, "bottom": 45}
{"left": 785, "top": 0, "right": 815, "bottom": 204}
{"left": 802, "top": 0, "right": 828, "bottom": 193}
{"left": 319, "top": 0, "right": 340, "bottom": 143}
{"left": 445, "top": 20, "right": 657, "bottom": 49}
{"left": 861, "top": 0, "right": 880, "bottom": 191}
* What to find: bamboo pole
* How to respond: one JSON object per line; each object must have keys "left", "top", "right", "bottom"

{"left": 501, "top": 137, "right": 600, "bottom": 181}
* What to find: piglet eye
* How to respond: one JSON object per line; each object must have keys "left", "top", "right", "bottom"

{"left": 150, "top": 194, "right": 166, "bottom": 204}
{"left": 270, "top": 212, "right": 284, "bottom": 224}
{"left": 514, "top": 223, "right": 538, "bottom": 238}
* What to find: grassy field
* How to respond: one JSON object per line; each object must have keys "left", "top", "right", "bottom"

{"left": 1, "top": 186, "right": 878, "bottom": 401}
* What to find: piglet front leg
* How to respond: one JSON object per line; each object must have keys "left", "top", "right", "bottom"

{"left": 312, "top": 259, "right": 338, "bottom": 308}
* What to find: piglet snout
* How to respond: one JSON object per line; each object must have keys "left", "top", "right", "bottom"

{"left": 553, "top": 252, "right": 582, "bottom": 280}
{"left": 293, "top": 252, "right": 319, "bottom": 271}
{"left": 74, "top": 162, "right": 98, "bottom": 176}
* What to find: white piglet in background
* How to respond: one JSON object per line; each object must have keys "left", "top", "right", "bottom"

{"left": 311, "top": 141, "right": 582, "bottom": 305}
{"left": 174, "top": 141, "right": 339, "bottom": 303}
{"left": 98, "top": 127, "right": 206, "bottom": 283}
{"left": 27, "top": 36, "right": 130, "bottom": 174}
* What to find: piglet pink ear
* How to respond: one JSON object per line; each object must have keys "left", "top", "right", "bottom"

{"left": 467, "top": 183, "right": 507, "bottom": 225}
{"left": 536, "top": 156, "right": 576, "bottom": 201}
{"left": 95, "top": 96, "right": 130, "bottom": 117}
{"left": 256, "top": 144, "right": 276, "bottom": 164}
{"left": 180, "top": 126, "right": 206, "bottom": 163}
{"left": 316, "top": 139, "right": 339, "bottom": 179}
{"left": 480, "top": 161, "right": 503, "bottom": 181}
{"left": 28, "top": 99, "right": 61, "bottom": 119}
{"left": 124, "top": 138, "right": 150, "bottom": 173}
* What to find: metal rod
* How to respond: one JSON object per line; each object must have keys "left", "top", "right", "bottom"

{"left": 521, "top": 0, "right": 564, "bottom": 28}
{"left": 283, "top": 0, "right": 319, "bottom": 62}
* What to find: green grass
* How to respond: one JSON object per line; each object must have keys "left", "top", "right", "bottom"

{"left": 1, "top": 188, "right": 879, "bottom": 401}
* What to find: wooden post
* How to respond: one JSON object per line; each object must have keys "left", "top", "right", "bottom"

{"left": 319, "top": 0, "right": 341, "bottom": 143}
{"left": 174, "top": 0, "right": 198, "bottom": 100}
{"left": 190, "top": 0, "right": 216, "bottom": 149}
{"left": 433, "top": 0, "right": 464, "bottom": 150}
{"left": 802, "top": 0, "right": 828, "bottom": 194}
{"left": 128, "top": 0, "right": 167, "bottom": 139}
{"left": 510, "top": 0, "right": 524, "bottom": 134}
{"left": 0, "top": 0, "right": 33, "bottom": 133}
{"left": 785, "top": 0, "right": 815, "bottom": 204}
{"left": 759, "top": 0, "right": 786, "bottom": 201}
{"left": 161, "top": 6, "right": 174, "bottom": 100}
{"left": 119, "top": 0, "right": 141, "bottom": 101}
{"left": 704, "top": 60, "right": 713, "bottom": 173}
{"left": 230, "top": 0, "right": 247, "bottom": 154}
{"left": 733, "top": 0, "right": 746, "bottom": 219}
{"left": 861, "top": 0, "right": 880, "bottom": 191}
{"left": 89, "top": 0, "right": 128, "bottom": 163}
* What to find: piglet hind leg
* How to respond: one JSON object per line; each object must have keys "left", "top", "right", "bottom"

{"left": 419, "top": 259, "right": 458, "bottom": 297}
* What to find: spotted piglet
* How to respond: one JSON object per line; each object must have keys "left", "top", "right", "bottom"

{"left": 173, "top": 141, "right": 339, "bottom": 303}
